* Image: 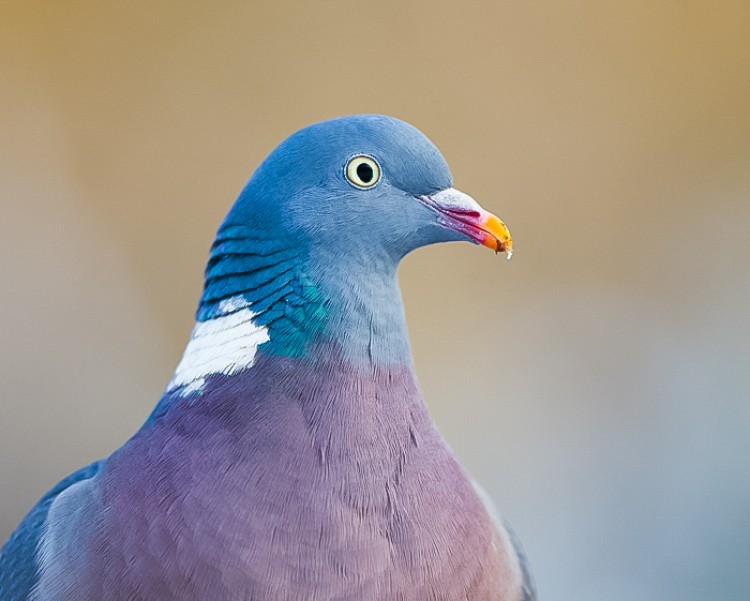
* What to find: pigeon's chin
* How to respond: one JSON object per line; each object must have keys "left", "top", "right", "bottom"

{"left": 417, "top": 188, "right": 513, "bottom": 259}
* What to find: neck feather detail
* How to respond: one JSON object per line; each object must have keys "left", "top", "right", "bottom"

{"left": 167, "top": 225, "right": 414, "bottom": 397}
{"left": 167, "top": 297, "right": 269, "bottom": 396}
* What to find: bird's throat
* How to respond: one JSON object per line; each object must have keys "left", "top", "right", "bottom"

{"left": 313, "top": 262, "right": 413, "bottom": 367}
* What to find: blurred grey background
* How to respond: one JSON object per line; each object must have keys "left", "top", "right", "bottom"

{"left": 2, "top": 2, "right": 749, "bottom": 599}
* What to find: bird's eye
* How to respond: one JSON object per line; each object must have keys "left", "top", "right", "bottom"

{"left": 345, "top": 155, "right": 381, "bottom": 189}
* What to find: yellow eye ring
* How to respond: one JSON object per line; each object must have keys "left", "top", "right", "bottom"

{"left": 345, "top": 155, "right": 381, "bottom": 189}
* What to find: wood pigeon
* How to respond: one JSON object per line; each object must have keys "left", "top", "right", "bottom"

{"left": 0, "top": 115, "right": 535, "bottom": 601}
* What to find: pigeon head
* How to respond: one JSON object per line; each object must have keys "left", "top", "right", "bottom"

{"left": 173, "top": 115, "right": 511, "bottom": 393}
{"left": 221, "top": 114, "right": 512, "bottom": 264}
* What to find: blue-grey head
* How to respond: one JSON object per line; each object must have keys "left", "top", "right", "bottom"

{"left": 220, "top": 114, "right": 512, "bottom": 266}
{"left": 173, "top": 114, "right": 512, "bottom": 384}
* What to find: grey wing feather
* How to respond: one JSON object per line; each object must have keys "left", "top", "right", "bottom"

{"left": 0, "top": 461, "right": 103, "bottom": 601}
{"left": 502, "top": 517, "right": 538, "bottom": 601}
{"left": 471, "top": 479, "right": 537, "bottom": 601}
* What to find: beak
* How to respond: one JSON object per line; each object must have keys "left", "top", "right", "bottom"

{"left": 417, "top": 188, "right": 513, "bottom": 259}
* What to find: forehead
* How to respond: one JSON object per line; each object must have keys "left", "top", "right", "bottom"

{"left": 275, "top": 115, "right": 453, "bottom": 195}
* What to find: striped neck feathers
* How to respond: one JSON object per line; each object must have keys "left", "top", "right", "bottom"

{"left": 166, "top": 226, "right": 412, "bottom": 397}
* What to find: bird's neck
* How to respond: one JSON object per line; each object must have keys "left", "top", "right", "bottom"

{"left": 307, "top": 245, "right": 413, "bottom": 366}
{"left": 165, "top": 238, "right": 413, "bottom": 398}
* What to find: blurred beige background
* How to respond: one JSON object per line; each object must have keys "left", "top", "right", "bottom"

{"left": 2, "top": 1, "right": 749, "bottom": 599}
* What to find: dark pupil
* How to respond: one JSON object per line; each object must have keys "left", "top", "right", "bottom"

{"left": 356, "top": 162, "right": 374, "bottom": 183}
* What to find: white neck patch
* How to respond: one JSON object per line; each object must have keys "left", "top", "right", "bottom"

{"left": 167, "top": 297, "right": 270, "bottom": 396}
